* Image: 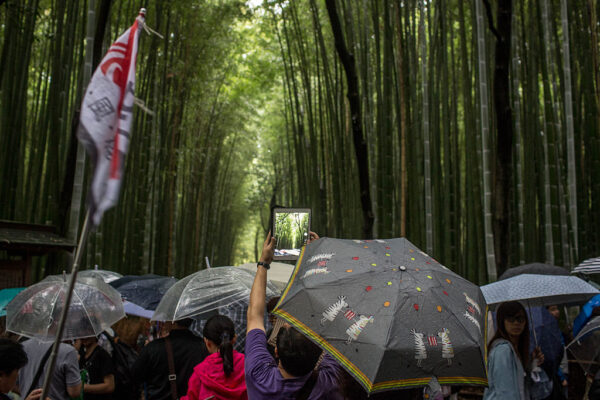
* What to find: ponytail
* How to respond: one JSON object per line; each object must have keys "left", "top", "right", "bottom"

{"left": 203, "top": 315, "right": 236, "bottom": 377}
{"left": 219, "top": 331, "right": 234, "bottom": 376}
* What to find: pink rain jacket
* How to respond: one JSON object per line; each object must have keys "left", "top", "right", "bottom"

{"left": 182, "top": 350, "right": 247, "bottom": 400}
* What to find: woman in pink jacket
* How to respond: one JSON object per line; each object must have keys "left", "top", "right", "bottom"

{"left": 182, "top": 315, "right": 247, "bottom": 400}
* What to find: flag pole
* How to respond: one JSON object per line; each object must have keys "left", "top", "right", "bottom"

{"left": 40, "top": 210, "right": 92, "bottom": 400}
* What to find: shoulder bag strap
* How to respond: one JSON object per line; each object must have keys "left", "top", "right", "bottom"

{"left": 27, "top": 345, "right": 53, "bottom": 396}
{"left": 164, "top": 337, "right": 178, "bottom": 400}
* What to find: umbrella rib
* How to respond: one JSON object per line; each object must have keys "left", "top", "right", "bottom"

{"left": 171, "top": 278, "right": 191, "bottom": 322}
{"left": 72, "top": 287, "right": 94, "bottom": 338}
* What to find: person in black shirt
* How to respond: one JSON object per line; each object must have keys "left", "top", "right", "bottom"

{"left": 78, "top": 336, "right": 115, "bottom": 400}
{"left": 132, "top": 318, "right": 208, "bottom": 400}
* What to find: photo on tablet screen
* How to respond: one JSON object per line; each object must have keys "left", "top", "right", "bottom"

{"left": 273, "top": 208, "right": 311, "bottom": 259}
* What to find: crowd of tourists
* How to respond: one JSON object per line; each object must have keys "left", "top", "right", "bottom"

{"left": 0, "top": 232, "right": 598, "bottom": 400}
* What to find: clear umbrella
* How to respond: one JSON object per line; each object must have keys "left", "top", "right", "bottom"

{"left": 152, "top": 266, "right": 279, "bottom": 322}
{"left": 6, "top": 275, "right": 125, "bottom": 341}
{"left": 78, "top": 268, "right": 123, "bottom": 283}
{"left": 567, "top": 316, "right": 600, "bottom": 376}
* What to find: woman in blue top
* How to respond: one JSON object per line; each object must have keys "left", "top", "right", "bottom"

{"left": 484, "top": 301, "right": 544, "bottom": 400}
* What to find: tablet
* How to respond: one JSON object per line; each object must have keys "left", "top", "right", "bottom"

{"left": 272, "top": 208, "right": 311, "bottom": 260}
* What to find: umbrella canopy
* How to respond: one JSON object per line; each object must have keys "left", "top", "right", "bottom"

{"left": 152, "top": 266, "right": 279, "bottom": 322}
{"left": 573, "top": 257, "right": 600, "bottom": 275}
{"left": 238, "top": 261, "right": 294, "bottom": 292}
{"left": 123, "top": 301, "right": 154, "bottom": 319}
{"left": 6, "top": 276, "right": 124, "bottom": 341}
{"left": 499, "top": 263, "right": 569, "bottom": 280}
{"left": 0, "top": 287, "right": 25, "bottom": 317}
{"left": 78, "top": 269, "right": 123, "bottom": 283}
{"left": 572, "top": 294, "right": 600, "bottom": 337}
{"left": 110, "top": 275, "right": 178, "bottom": 310}
{"left": 481, "top": 274, "right": 598, "bottom": 308}
{"left": 567, "top": 316, "right": 600, "bottom": 376}
{"left": 273, "top": 237, "right": 488, "bottom": 393}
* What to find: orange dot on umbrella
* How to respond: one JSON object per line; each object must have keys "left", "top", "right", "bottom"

{"left": 384, "top": 301, "right": 390, "bottom": 307}
{"left": 409, "top": 249, "right": 414, "bottom": 253}
{"left": 437, "top": 306, "right": 442, "bottom": 312}
{"left": 416, "top": 268, "right": 420, "bottom": 271}
{"left": 346, "top": 269, "right": 353, "bottom": 273}
{"left": 446, "top": 279, "right": 452, "bottom": 284}
{"left": 364, "top": 246, "right": 369, "bottom": 248}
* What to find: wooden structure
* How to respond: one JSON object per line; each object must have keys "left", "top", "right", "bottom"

{"left": 0, "top": 220, "right": 74, "bottom": 288}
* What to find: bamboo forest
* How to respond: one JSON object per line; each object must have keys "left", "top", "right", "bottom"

{"left": 1, "top": 0, "right": 599, "bottom": 285}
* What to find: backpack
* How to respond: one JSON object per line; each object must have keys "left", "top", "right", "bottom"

{"left": 102, "top": 333, "right": 139, "bottom": 400}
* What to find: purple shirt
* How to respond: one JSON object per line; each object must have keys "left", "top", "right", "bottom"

{"left": 244, "top": 329, "right": 343, "bottom": 400}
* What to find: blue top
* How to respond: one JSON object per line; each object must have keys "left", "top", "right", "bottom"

{"left": 573, "top": 294, "right": 600, "bottom": 337}
{"left": 483, "top": 339, "right": 529, "bottom": 400}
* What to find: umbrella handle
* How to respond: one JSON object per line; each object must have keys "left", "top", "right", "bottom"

{"left": 527, "top": 300, "right": 539, "bottom": 347}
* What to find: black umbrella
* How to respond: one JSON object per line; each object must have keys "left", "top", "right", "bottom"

{"left": 273, "top": 238, "right": 487, "bottom": 394}
{"left": 110, "top": 275, "right": 177, "bottom": 310}
{"left": 498, "top": 263, "right": 569, "bottom": 280}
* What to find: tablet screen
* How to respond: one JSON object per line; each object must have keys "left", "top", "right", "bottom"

{"left": 272, "top": 208, "right": 311, "bottom": 260}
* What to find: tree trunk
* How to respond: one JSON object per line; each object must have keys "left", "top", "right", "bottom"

{"left": 324, "top": 0, "right": 373, "bottom": 239}
{"left": 475, "top": 0, "right": 497, "bottom": 281}
{"left": 486, "top": 0, "right": 514, "bottom": 276}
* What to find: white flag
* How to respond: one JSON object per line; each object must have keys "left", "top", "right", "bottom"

{"left": 77, "top": 11, "right": 144, "bottom": 226}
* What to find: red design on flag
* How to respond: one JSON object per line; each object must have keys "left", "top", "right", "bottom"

{"left": 344, "top": 310, "right": 356, "bottom": 320}
{"left": 468, "top": 305, "right": 475, "bottom": 314}
{"left": 428, "top": 336, "right": 438, "bottom": 346}
{"left": 77, "top": 10, "right": 144, "bottom": 226}
{"left": 318, "top": 260, "right": 327, "bottom": 267}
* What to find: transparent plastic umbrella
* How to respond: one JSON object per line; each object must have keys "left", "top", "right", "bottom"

{"left": 6, "top": 275, "right": 125, "bottom": 341}
{"left": 567, "top": 316, "right": 600, "bottom": 376}
{"left": 152, "top": 266, "right": 279, "bottom": 322}
{"left": 78, "top": 268, "right": 123, "bottom": 283}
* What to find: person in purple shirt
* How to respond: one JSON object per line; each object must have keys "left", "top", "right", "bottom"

{"left": 245, "top": 232, "right": 343, "bottom": 400}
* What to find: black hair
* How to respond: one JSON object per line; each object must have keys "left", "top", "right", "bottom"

{"left": 203, "top": 315, "right": 235, "bottom": 377}
{"left": 0, "top": 338, "right": 28, "bottom": 375}
{"left": 488, "top": 301, "right": 530, "bottom": 367}
{"left": 276, "top": 325, "right": 321, "bottom": 377}
{"left": 174, "top": 318, "right": 194, "bottom": 329}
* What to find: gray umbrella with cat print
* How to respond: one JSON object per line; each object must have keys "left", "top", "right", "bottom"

{"left": 272, "top": 237, "right": 488, "bottom": 394}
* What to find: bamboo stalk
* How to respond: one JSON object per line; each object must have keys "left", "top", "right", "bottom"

{"left": 475, "top": 0, "right": 497, "bottom": 281}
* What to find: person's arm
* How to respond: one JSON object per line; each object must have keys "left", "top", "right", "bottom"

{"left": 67, "top": 382, "right": 83, "bottom": 398}
{"left": 83, "top": 374, "right": 115, "bottom": 394}
{"left": 22, "top": 388, "right": 50, "bottom": 400}
{"left": 247, "top": 232, "right": 275, "bottom": 334}
{"left": 63, "top": 345, "right": 82, "bottom": 398}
